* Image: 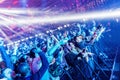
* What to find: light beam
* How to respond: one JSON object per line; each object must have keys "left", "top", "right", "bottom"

{"left": 0, "top": 9, "right": 120, "bottom": 26}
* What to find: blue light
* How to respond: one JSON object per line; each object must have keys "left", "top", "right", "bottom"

{"left": 20, "top": 0, "right": 28, "bottom": 8}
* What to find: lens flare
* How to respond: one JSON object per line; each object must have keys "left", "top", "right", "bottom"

{"left": 0, "top": 0, "right": 5, "bottom": 4}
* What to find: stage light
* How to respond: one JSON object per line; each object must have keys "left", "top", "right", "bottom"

{"left": 0, "top": 9, "right": 120, "bottom": 25}
{"left": 64, "top": 25, "right": 67, "bottom": 27}
{"left": 46, "top": 31, "right": 49, "bottom": 33}
{"left": 66, "top": 24, "right": 70, "bottom": 27}
{"left": 25, "top": 37, "right": 28, "bottom": 40}
{"left": 17, "top": 40, "right": 20, "bottom": 43}
{"left": 38, "top": 33, "right": 41, "bottom": 36}
{"left": 0, "top": 8, "right": 37, "bottom": 14}
{"left": 58, "top": 27, "right": 61, "bottom": 30}
{"left": 49, "top": 30, "right": 53, "bottom": 33}
{"left": 35, "top": 34, "right": 38, "bottom": 37}
{"left": 29, "top": 36, "right": 33, "bottom": 39}
{"left": 21, "top": 39, "right": 25, "bottom": 41}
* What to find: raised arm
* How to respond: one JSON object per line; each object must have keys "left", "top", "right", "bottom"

{"left": 35, "top": 52, "right": 49, "bottom": 79}
{"left": 47, "top": 36, "right": 68, "bottom": 56}
{"left": 0, "top": 38, "right": 13, "bottom": 70}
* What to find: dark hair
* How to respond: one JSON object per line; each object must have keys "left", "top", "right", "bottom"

{"left": 19, "top": 54, "right": 28, "bottom": 63}
{"left": 37, "top": 43, "right": 41, "bottom": 48}
{"left": 53, "top": 48, "right": 61, "bottom": 58}
{"left": 97, "top": 25, "right": 102, "bottom": 29}
{"left": 82, "top": 48, "right": 86, "bottom": 53}
{"left": 29, "top": 48, "right": 36, "bottom": 58}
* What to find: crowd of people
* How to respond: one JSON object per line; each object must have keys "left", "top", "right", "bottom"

{"left": 0, "top": 22, "right": 106, "bottom": 80}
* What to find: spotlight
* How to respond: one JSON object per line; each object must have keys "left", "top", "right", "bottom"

{"left": 67, "top": 24, "right": 70, "bottom": 27}
{"left": 17, "top": 40, "right": 20, "bottom": 43}
{"left": 21, "top": 39, "right": 25, "bottom": 41}
{"left": 64, "top": 25, "right": 67, "bottom": 27}
{"left": 0, "top": 9, "right": 120, "bottom": 25}
{"left": 58, "top": 27, "right": 61, "bottom": 30}
{"left": 38, "top": 33, "right": 41, "bottom": 36}
{"left": 46, "top": 31, "right": 49, "bottom": 33}
{"left": 29, "top": 36, "right": 33, "bottom": 39}
{"left": 35, "top": 34, "right": 38, "bottom": 37}
{"left": 25, "top": 37, "right": 28, "bottom": 40}
{"left": 49, "top": 30, "right": 53, "bottom": 33}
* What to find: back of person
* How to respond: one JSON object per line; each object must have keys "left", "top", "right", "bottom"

{"left": 65, "top": 53, "right": 77, "bottom": 67}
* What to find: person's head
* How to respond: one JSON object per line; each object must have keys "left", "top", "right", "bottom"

{"left": 97, "top": 25, "right": 102, "bottom": 30}
{"left": 10, "top": 55, "right": 18, "bottom": 64}
{"left": 29, "top": 48, "right": 36, "bottom": 58}
{"left": 19, "top": 54, "right": 28, "bottom": 63}
{"left": 29, "top": 47, "right": 42, "bottom": 58}
{"left": 53, "top": 48, "right": 62, "bottom": 58}
{"left": 17, "top": 62, "right": 30, "bottom": 77}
